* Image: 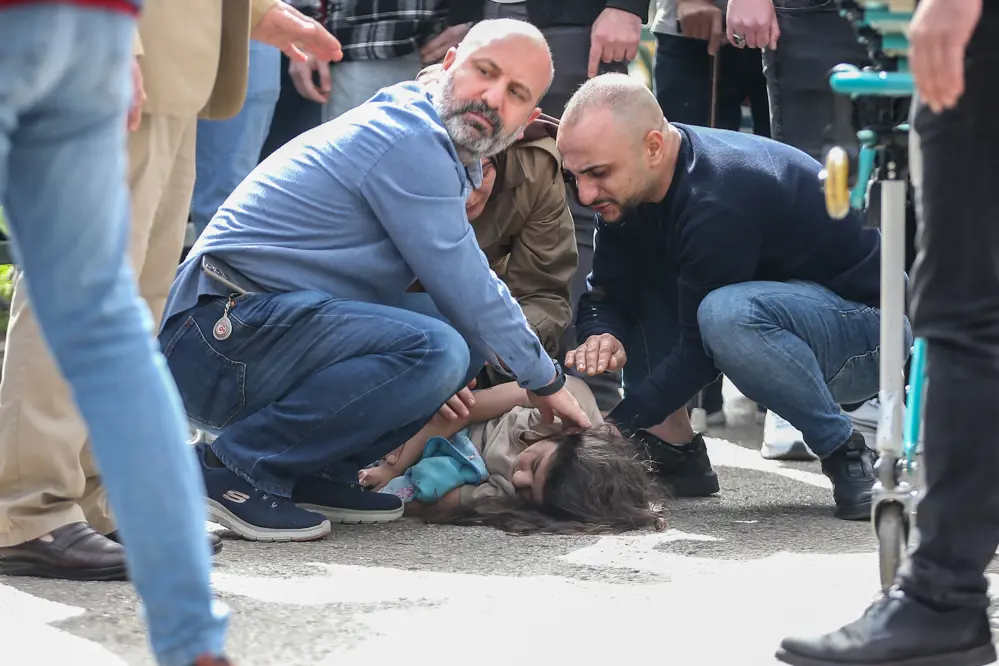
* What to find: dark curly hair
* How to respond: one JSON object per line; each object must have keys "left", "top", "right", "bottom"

{"left": 426, "top": 424, "right": 667, "bottom": 535}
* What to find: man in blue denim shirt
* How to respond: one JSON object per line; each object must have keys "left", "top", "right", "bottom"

{"left": 159, "top": 18, "right": 592, "bottom": 543}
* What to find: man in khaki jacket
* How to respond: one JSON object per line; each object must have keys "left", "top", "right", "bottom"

{"left": 0, "top": 0, "right": 341, "bottom": 581}
{"left": 407, "top": 114, "right": 577, "bottom": 392}
{"left": 467, "top": 118, "right": 577, "bottom": 356}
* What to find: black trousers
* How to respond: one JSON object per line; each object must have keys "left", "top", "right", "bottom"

{"left": 898, "top": 6, "right": 999, "bottom": 610}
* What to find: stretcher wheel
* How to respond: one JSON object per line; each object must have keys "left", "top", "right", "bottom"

{"left": 821, "top": 146, "right": 851, "bottom": 220}
{"left": 876, "top": 502, "right": 907, "bottom": 593}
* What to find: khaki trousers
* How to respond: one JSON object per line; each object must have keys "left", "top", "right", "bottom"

{"left": 0, "top": 114, "right": 197, "bottom": 546}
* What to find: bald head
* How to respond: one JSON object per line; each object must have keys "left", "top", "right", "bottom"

{"left": 562, "top": 73, "right": 666, "bottom": 141}
{"left": 455, "top": 19, "right": 554, "bottom": 101}
{"left": 556, "top": 74, "right": 679, "bottom": 223}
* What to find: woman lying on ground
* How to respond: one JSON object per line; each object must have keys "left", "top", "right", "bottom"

{"left": 358, "top": 376, "right": 666, "bottom": 535}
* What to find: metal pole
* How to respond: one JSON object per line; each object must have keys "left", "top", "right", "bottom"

{"left": 876, "top": 177, "right": 908, "bottom": 459}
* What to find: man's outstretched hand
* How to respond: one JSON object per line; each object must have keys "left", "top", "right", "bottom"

{"left": 252, "top": 3, "right": 343, "bottom": 63}
{"left": 528, "top": 386, "right": 592, "bottom": 428}
{"left": 565, "top": 333, "right": 627, "bottom": 376}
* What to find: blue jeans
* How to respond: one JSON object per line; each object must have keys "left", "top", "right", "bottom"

{"left": 624, "top": 280, "right": 911, "bottom": 456}
{"left": 0, "top": 6, "right": 226, "bottom": 666}
{"left": 158, "top": 291, "right": 477, "bottom": 496}
{"left": 191, "top": 40, "right": 280, "bottom": 237}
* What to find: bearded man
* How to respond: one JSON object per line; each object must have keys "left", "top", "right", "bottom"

{"left": 156, "top": 18, "right": 591, "bottom": 543}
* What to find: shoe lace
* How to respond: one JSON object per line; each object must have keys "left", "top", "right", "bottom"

{"left": 260, "top": 493, "right": 279, "bottom": 508}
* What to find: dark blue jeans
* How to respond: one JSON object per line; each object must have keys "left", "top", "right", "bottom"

{"left": 158, "top": 291, "right": 477, "bottom": 497}
{"left": 623, "top": 281, "right": 909, "bottom": 456}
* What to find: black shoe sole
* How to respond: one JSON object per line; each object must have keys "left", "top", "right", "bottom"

{"left": 662, "top": 470, "right": 720, "bottom": 498}
{"left": 835, "top": 500, "right": 873, "bottom": 521}
{"left": 775, "top": 642, "right": 997, "bottom": 666}
{"left": 0, "top": 560, "right": 127, "bottom": 581}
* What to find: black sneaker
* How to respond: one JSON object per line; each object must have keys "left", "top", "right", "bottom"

{"left": 820, "top": 430, "right": 875, "bottom": 521}
{"left": 777, "top": 588, "right": 996, "bottom": 666}
{"left": 196, "top": 443, "right": 331, "bottom": 542}
{"left": 635, "top": 431, "right": 720, "bottom": 497}
{"left": 292, "top": 476, "right": 404, "bottom": 524}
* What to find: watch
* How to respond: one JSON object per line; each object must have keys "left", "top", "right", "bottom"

{"left": 530, "top": 360, "right": 566, "bottom": 397}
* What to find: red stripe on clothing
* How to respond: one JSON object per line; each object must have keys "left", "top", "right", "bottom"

{"left": 0, "top": 0, "right": 138, "bottom": 16}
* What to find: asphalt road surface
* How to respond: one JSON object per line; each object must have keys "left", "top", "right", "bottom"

{"left": 2, "top": 389, "right": 996, "bottom": 665}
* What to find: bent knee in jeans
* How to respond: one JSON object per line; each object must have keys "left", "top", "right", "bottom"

{"left": 697, "top": 280, "right": 906, "bottom": 405}
{"left": 158, "top": 292, "right": 472, "bottom": 435}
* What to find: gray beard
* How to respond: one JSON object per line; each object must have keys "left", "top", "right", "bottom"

{"left": 433, "top": 75, "right": 526, "bottom": 162}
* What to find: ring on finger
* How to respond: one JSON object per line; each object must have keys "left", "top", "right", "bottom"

{"left": 733, "top": 33, "right": 746, "bottom": 46}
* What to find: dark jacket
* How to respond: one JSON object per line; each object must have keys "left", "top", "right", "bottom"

{"left": 448, "top": 0, "right": 650, "bottom": 29}
{"left": 579, "top": 124, "right": 882, "bottom": 432}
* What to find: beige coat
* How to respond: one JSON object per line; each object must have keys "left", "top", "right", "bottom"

{"left": 134, "top": 0, "right": 279, "bottom": 120}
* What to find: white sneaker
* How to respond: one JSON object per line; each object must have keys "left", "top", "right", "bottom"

{"left": 843, "top": 397, "right": 880, "bottom": 432}
{"left": 760, "top": 410, "right": 817, "bottom": 461}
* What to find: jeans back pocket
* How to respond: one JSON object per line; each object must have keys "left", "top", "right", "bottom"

{"left": 161, "top": 316, "right": 247, "bottom": 430}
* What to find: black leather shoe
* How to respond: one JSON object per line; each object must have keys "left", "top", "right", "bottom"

{"left": 776, "top": 588, "right": 996, "bottom": 666}
{"left": 820, "top": 430, "right": 876, "bottom": 521}
{"left": 635, "top": 431, "right": 720, "bottom": 497}
{"left": 106, "top": 530, "right": 224, "bottom": 556}
{"left": 0, "top": 522, "right": 126, "bottom": 581}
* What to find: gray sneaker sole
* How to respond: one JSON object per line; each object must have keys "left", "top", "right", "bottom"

{"left": 297, "top": 503, "right": 404, "bottom": 524}
{"left": 207, "top": 499, "right": 331, "bottom": 542}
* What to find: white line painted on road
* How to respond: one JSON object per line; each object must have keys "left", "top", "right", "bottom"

{"left": 706, "top": 437, "right": 833, "bottom": 489}
{"left": 0, "top": 583, "right": 127, "bottom": 665}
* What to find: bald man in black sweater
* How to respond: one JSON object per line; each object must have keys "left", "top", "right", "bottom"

{"left": 558, "top": 74, "right": 910, "bottom": 521}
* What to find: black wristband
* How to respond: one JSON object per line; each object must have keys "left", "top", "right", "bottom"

{"left": 530, "top": 361, "right": 566, "bottom": 397}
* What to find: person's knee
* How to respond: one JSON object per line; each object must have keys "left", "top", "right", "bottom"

{"left": 420, "top": 320, "right": 471, "bottom": 396}
{"left": 697, "top": 285, "right": 751, "bottom": 361}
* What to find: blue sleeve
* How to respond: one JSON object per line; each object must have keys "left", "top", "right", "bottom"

{"left": 609, "top": 201, "right": 761, "bottom": 431}
{"left": 359, "top": 131, "right": 556, "bottom": 391}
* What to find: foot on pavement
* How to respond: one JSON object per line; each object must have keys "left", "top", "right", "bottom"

{"left": 292, "top": 476, "right": 404, "bottom": 524}
{"left": 0, "top": 522, "right": 126, "bottom": 581}
{"left": 195, "top": 443, "right": 331, "bottom": 542}
{"left": 776, "top": 587, "right": 996, "bottom": 666}
{"left": 634, "top": 431, "right": 720, "bottom": 498}
{"left": 820, "top": 430, "right": 876, "bottom": 521}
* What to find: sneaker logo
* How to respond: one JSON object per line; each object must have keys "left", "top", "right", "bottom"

{"left": 222, "top": 490, "right": 250, "bottom": 504}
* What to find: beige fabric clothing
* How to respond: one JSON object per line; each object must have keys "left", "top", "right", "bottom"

{"left": 0, "top": 0, "right": 271, "bottom": 546}
{"left": 137, "top": 0, "right": 279, "bottom": 120}
{"left": 459, "top": 377, "right": 603, "bottom": 504}
{"left": 0, "top": 115, "right": 197, "bottom": 546}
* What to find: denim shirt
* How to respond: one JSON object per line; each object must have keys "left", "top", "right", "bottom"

{"left": 163, "top": 81, "right": 555, "bottom": 391}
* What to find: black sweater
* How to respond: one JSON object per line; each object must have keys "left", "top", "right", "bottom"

{"left": 448, "top": 0, "right": 650, "bottom": 29}
{"left": 576, "top": 124, "right": 883, "bottom": 432}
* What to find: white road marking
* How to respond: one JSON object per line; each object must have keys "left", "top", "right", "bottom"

{"left": 706, "top": 436, "right": 832, "bottom": 489}
{"left": 0, "top": 583, "right": 126, "bottom": 664}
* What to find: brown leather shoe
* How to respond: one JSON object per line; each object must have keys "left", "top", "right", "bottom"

{"left": 0, "top": 522, "right": 126, "bottom": 581}
{"left": 105, "top": 530, "right": 224, "bottom": 556}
